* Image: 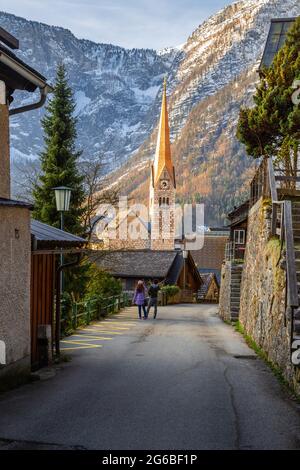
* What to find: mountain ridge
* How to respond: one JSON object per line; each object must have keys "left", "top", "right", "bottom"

{"left": 1, "top": 0, "right": 300, "bottom": 224}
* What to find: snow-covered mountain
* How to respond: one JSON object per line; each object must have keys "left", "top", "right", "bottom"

{"left": 1, "top": 0, "right": 300, "bottom": 224}
{"left": 0, "top": 10, "right": 177, "bottom": 167}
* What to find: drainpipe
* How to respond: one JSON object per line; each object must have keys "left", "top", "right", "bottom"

{"left": 9, "top": 85, "right": 51, "bottom": 116}
{"left": 0, "top": 48, "right": 53, "bottom": 117}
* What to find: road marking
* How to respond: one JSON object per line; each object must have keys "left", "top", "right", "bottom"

{"left": 60, "top": 340, "right": 102, "bottom": 348}
{"left": 61, "top": 346, "right": 100, "bottom": 351}
{"left": 71, "top": 335, "right": 113, "bottom": 340}
{"left": 79, "top": 328, "right": 123, "bottom": 335}
{"left": 93, "top": 326, "right": 130, "bottom": 330}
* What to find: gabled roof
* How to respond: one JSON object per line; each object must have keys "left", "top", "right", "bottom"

{"left": 31, "top": 219, "right": 86, "bottom": 248}
{"left": 199, "top": 268, "right": 221, "bottom": 285}
{"left": 198, "top": 272, "right": 219, "bottom": 299}
{"left": 90, "top": 249, "right": 202, "bottom": 287}
{"left": 227, "top": 200, "right": 249, "bottom": 226}
{"left": 90, "top": 249, "right": 178, "bottom": 279}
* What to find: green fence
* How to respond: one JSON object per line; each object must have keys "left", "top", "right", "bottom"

{"left": 61, "top": 292, "right": 130, "bottom": 332}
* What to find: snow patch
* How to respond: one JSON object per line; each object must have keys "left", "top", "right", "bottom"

{"left": 75, "top": 91, "right": 91, "bottom": 115}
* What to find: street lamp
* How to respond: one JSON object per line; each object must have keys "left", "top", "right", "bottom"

{"left": 53, "top": 186, "right": 72, "bottom": 303}
{"left": 53, "top": 186, "right": 72, "bottom": 230}
{"left": 183, "top": 249, "right": 188, "bottom": 289}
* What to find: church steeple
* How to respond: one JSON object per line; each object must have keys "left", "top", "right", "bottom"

{"left": 153, "top": 78, "right": 175, "bottom": 187}
{"left": 149, "top": 78, "right": 176, "bottom": 251}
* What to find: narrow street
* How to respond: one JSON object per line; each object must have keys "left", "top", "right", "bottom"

{"left": 1, "top": 304, "right": 300, "bottom": 450}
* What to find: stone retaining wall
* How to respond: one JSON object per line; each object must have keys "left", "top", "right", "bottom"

{"left": 239, "top": 199, "right": 300, "bottom": 392}
{"left": 219, "top": 262, "right": 231, "bottom": 321}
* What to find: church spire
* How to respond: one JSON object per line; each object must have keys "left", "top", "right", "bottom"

{"left": 153, "top": 78, "right": 175, "bottom": 186}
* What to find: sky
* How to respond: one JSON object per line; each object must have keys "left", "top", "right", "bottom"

{"left": 0, "top": 0, "right": 231, "bottom": 49}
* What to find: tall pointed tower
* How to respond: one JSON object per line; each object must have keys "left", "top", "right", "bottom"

{"left": 150, "top": 78, "right": 176, "bottom": 251}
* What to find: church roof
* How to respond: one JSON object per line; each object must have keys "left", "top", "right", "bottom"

{"left": 153, "top": 79, "right": 175, "bottom": 186}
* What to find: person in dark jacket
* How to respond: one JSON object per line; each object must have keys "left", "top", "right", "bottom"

{"left": 147, "top": 279, "right": 161, "bottom": 319}
{"left": 133, "top": 280, "right": 148, "bottom": 319}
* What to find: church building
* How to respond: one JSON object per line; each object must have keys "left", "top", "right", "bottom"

{"left": 100, "top": 78, "right": 176, "bottom": 250}
{"left": 149, "top": 78, "right": 176, "bottom": 250}
{"left": 93, "top": 80, "right": 203, "bottom": 298}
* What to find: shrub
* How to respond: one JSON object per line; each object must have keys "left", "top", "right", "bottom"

{"left": 161, "top": 285, "right": 180, "bottom": 302}
{"left": 84, "top": 264, "right": 122, "bottom": 300}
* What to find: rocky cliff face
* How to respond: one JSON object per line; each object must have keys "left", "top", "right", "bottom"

{"left": 0, "top": 11, "right": 176, "bottom": 168}
{"left": 1, "top": 0, "right": 300, "bottom": 224}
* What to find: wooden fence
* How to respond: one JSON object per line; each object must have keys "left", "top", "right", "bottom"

{"left": 61, "top": 293, "right": 130, "bottom": 331}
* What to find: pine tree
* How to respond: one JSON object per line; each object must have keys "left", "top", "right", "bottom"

{"left": 237, "top": 17, "right": 300, "bottom": 167}
{"left": 33, "top": 64, "right": 85, "bottom": 235}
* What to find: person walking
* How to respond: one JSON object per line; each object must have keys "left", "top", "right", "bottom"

{"left": 133, "top": 280, "right": 148, "bottom": 319}
{"left": 147, "top": 279, "right": 161, "bottom": 319}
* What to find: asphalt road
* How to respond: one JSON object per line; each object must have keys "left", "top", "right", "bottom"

{"left": 1, "top": 304, "right": 300, "bottom": 450}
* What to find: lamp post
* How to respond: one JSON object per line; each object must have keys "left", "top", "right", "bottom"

{"left": 53, "top": 186, "right": 72, "bottom": 291}
{"left": 183, "top": 249, "right": 188, "bottom": 289}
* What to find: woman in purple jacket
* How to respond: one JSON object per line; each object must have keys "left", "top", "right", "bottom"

{"left": 133, "top": 280, "right": 148, "bottom": 319}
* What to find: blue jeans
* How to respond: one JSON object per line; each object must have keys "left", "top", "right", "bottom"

{"left": 138, "top": 304, "right": 147, "bottom": 318}
{"left": 147, "top": 298, "right": 158, "bottom": 318}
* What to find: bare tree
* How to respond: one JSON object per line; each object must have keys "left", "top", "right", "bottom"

{"left": 11, "top": 158, "right": 40, "bottom": 202}
{"left": 80, "top": 159, "right": 119, "bottom": 241}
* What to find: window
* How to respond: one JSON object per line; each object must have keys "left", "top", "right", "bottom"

{"left": 234, "top": 229, "right": 245, "bottom": 245}
{"left": 260, "top": 19, "right": 295, "bottom": 69}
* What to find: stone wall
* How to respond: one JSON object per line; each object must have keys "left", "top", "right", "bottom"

{"left": 219, "top": 262, "right": 231, "bottom": 321}
{"left": 239, "top": 199, "right": 300, "bottom": 392}
{"left": 0, "top": 206, "right": 31, "bottom": 390}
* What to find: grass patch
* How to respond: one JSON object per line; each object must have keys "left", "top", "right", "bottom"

{"left": 233, "top": 321, "right": 300, "bottom": 401}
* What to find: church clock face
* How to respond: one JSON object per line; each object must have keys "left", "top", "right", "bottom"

{"left": 160, "top": 179, "right": 169, "bottom": 190}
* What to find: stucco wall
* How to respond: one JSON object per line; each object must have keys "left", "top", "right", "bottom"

{"left": 0, "top": 206, "right": 31, "bottom": 388}
{"left": 0, "top": 104, "right": 10, "bottom": 198}
{"left": 239, "top": 199, "right": 300, "bottom": 392}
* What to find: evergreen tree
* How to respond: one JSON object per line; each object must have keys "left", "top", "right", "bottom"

{"left": 237, "top": 18, "right": 300, "bottom": 169}
{"left": 33, "top": 64, "right": 85, "bottom": 235}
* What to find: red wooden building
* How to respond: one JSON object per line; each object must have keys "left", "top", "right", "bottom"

{"left": 30, "top": 219, "right": 85, "bottom": 369}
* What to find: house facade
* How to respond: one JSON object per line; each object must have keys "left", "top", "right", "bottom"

{"left": 0, "top": 28, "right": 52, "bottom": 389}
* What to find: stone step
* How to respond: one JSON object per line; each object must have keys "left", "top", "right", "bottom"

{"left": 230, "top": 292, "right": 241, "bottom": 297}
{"left": 294, "top": 229, "right": 300, "bottom": 238}
{"left": 231, "top": 304, "right": 240, "bottom": 310}
{"left": 296, "top": 260, "right": 300, "bottom": 270}
{"left": 231, "top": 314, "right": 239, "bottom": 320}
{"left": 294, "top": 320, "right": 300, "bottom": 335}
{"left": 294, "top": 309, "right": 300, "bottom": 320}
